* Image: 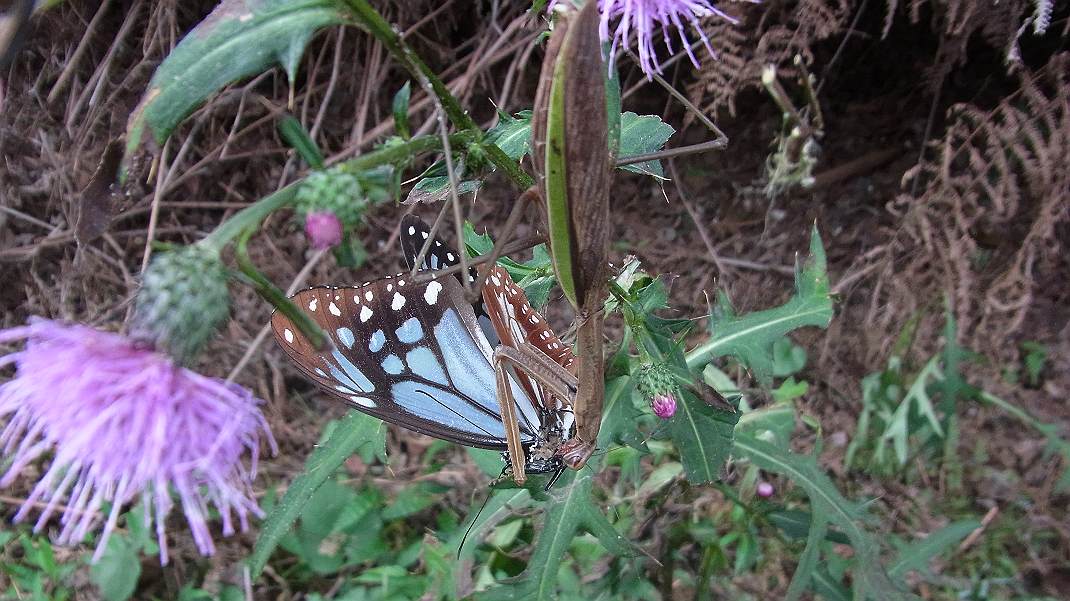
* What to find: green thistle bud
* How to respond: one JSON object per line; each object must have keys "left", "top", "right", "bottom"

{"left": 129, "top": 244, "right": 231, "bottom": 365}
{"left": 295, "top": 167, "right": 368, "bottom": 225}
{"left": 635, "top": 362, "right": 676, "bottom": 400}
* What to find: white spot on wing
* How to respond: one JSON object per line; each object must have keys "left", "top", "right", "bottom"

{"left": 350, "top": 396, "right": 377, "bottom": 408}
{"left": 424, "top": 281, "right": 442, "bottom": 305}
{"left": 365, "top": 290, "right": 374, "bottom": 301}
{"left": 329, "top": 302, "right": 341, "bottom": 316}
{"left": 309, "top": 298, "right": 318, "bottom": 311}
{"left": 407, "top": 225, "right": 416, "bottom": 235}
{"left": 360, "top": 305, "right": 373, "bottom": 323}
{"left": 391, "top": 292, "right": 406, "bottom": 310}
{"left": 284, "top": 328, "right": 294, "bottom": 343}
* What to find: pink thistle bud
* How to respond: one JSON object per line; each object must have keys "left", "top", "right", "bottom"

{"left": 651, "top": 393, "right": 676, "bottom": 419}
{"left": 757, "top": 482, "right": 774, "bottom": 498}
{"left": 304, "top": 211, "right": 343, "bottom": 250}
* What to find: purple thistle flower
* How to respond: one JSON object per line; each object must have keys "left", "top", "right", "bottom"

{"left": 756, "top": 481, "right": 774, "bottom": 498}
{"left": 650, "top": 393, "right": 677, "bottom": 419}
{"left": 0, "top": 318, "right": 276, "bottom": 564}
{"left": 304, "top": 210, "right": 344, "bottom": 250}
{"left": 553, "top": 0, "right": 738, "bottom": 79}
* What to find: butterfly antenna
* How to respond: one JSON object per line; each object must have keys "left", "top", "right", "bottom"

{"left": 457, "top": 471, "right": 501, "bottom": 559}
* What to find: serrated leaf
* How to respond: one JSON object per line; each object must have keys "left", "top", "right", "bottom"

{"left": 733, "top": 433, "right": 916, "bottom": 601}
{"left": 888, "top": 520, "right": 981, "bottom": 578}
{"left": 125, "top": 0, "right": 344, "bottom": 160}
{"left": 249, "top": 410, "right": 385, "bottom": 577}
{"left": 478, "top": 378, "right": 637, "bottom": 601}
{"left": 90, "top": 535, "right": 140, "bottom": 601}
{"left": 668, "top": 386, "right": 739, "bottom": 484}
{"left": 686, "top": 226, "right": 832, "bottom": 384}
{"left": 617, "top": 112, "right": 674, "bottom": 178}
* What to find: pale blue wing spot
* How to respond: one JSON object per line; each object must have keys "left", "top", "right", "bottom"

{"left": 383, "top": 354, "right": 404, "bottom": 375}
{"left": 334, "top": 384, "right": 354, "bottom": 393}
{"left": 337, "top": 327, "right": 355, "bottom": 349}
{"left": 369, "top": 330, "right": 386, "bottom": 352}
{"left": 406, "top": 347, "right": 447, "bottom": 385}
{"left": 330, "top": 350, "right": 374, "bottom": 392}
{"left": 434, "top": 310, "right": 540, "bottom": 435}
{"left": 396, "top": 317, "right": 424, "bottom": 343}
{"left": 314, "top": 368, "right": 327, "bottom": 377}
{"left": 392, "top": 381, "right": 515, "bottom": 441}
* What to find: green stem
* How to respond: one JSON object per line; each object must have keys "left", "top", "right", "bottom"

{"left": 234, "top": 227, "right": 329, "bottom": 350}
{"left": 339, "top": 0, "right": 534, "bottom": 189}
{"left": 201, "top": 132, "right": 471, "bottom": 252}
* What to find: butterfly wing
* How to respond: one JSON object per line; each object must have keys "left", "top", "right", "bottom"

{"left": 399, "top": 215, "right": 500, "bottom": 346}
{"left": 481, "top": 265, "right": 576, "bottom": 411}
{"left": 271, "top": 273, "right": 541, "bottom": 448}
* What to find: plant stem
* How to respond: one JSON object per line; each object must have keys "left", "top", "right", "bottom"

{"left": 234, "top": 227, "right": 329, "bottom": 350}
{"left": 339, "top": 0, "right": 534, "bottom": 189}
{"left": 201, "top": 132, "right": 471, "bottom": 252}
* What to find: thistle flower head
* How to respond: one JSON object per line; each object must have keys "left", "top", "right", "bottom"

{"left": 295, "top": 167, "right": 369, "bottom": 225}
{"left": 650, "top": 393, "right": 677, "bottom": 419}
{"left": 128, "top": 244, "right": 230, "bottom": 365}
{"left": 558, "top": 0, "right": 738, "bottom": 79}
{"left": 304, "top": 210, "right": 344, "bottom": 250}
{"left": 0, "top": 318, "right": 276, "bottom": 564}
{"left": 636, "top": 362, "right": 678, "bottom": 419}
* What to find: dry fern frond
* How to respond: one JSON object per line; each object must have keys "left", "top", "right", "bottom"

{"left": 870, "top": 52, "right": 1070, "bottom": 356}
{"left": 690, "top": 0, "right": 849, "bottom": 116}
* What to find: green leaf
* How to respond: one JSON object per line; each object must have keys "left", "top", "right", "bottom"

{"left": 669, "top": 386, "right": 739, "bottom": 485}
{"left": 784, "top": 512, "right": 826, "bottom": 601}
{"left": 617, "top": 112, "right": 674, "bottom": 178}
{"left": 405, "top": 176, "right": 482, "bottom": 204}
{"left": 486, "top": 110, "right": 534, "bottom": 160}
{"left": 686, "top": 226, "right": 833, "bottom": 384}
{"left": 278, "top": 115, "right": 325, "bottom": 169}
{"left": 249, "top": 410, "right": 386, "bottom": 577}
{"left": 772, "top": 377, "right": 809, "bottom": 403}
{"left": 478, "top": 378, "right": 637, "bottom": 601}
{"left": 125, "top": 0, "right": 344, "bottom": 160}
{"left": 888, "top": 520, "right": 981, "bottom": 579}
{"left": 90, "top": 535, "right": 141, "bottom": 601}
{"left": 772, "top": 337, "right": 807, "bottom": 377}
{"left": 392, "top": 81, "right": 412, "bottom": 139}
{"left": 733, "top": 433, "right": 916, "bottom": 601}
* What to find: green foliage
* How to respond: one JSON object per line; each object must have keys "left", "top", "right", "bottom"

{"left": 463, "top": 223, "right": 557, "bottom": 308}
{"left": 1, "top": 530, "right": 76, "bottom": 601}
{"left": 616, "top": 112, "right": 675, "bottom": 178}
{"left": 278, "top": 114, "right": 325, "bottom": 169}
{"left": 89, "top": 535, "right": 141, "bottom": 601}
{"left": 685, "top": 226, "right": 833, "bottom": 383}
{"left": 734, "top": 433, "right": 917, "bottom": 601}
{"left": 250, "top": 410, "right": 386, "bottom": 577}
{"left": 124, "top": 0, "right": 345, "bottom": 164}
{"left": 392, "top": 81, "right": 412, "bottom": 140}
{"left": 409, "top": 108, "right": 674, "bottom": 202}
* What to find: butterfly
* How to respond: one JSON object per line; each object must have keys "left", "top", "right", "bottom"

{"left": 272, "top": 217, "right": 593, "bottom": 484}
